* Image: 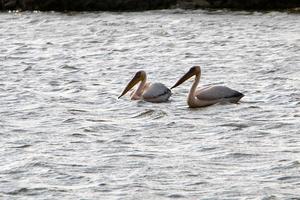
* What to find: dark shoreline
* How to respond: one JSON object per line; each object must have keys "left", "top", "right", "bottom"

{"left": 1, "top": 0, "right": 300, "bottom": 11}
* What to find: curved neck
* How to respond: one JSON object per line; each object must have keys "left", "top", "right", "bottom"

{"left": 188, "top": 74, "right": 200, "bottom": 106}
{"left": 135, "top": 75, "right": 147, "bottom": 97}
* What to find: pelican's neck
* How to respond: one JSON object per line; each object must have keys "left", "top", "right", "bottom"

{"left": 132, "top": 75, "right": 147, "bottom": 99}
{"left": 187, "top": 73, "right": 200, "bottom": 107}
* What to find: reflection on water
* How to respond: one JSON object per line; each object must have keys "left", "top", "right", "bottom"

{"left": 0, "top": 10, "right": 299, "bottom": 199}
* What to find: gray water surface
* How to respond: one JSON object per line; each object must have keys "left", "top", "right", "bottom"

{"left": 0, "top": 10, "right": 300, "bottom": 199}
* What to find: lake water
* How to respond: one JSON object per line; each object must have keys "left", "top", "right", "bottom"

{"left": 0, "top": 10, "right": 299, "bottom": 199}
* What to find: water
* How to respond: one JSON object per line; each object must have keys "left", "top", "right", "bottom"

{"left": 0, "top": 10, "right": 299, "bottom": 199}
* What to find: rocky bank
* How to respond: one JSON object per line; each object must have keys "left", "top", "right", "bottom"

{"left": 0, "top": 0, "right": 299, "bottom": 11}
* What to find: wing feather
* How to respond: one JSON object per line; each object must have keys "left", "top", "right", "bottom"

{"left": 196, "top": 86, "right": 243, "bottom": 101}
{"left": 142, "top": 83, "right": 171, "bottom": 102}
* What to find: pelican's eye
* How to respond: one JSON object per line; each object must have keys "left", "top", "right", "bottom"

{"left": 189, "top": 67, "right": 196, "bottom": 73}
{"left": 190, "top": 66, "right": 200, "bottom": 73}
{"left": 135, "top": 71, "right": 143, "bottom": 79}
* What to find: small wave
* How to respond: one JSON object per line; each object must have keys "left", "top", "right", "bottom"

{"left": 11, "top": 129, "right": 28, "bottom": 133}
{"left": 70, "top": 133, "right": 86, "bottom": 137}
{"left": 226, "top": 153, "right": 259, "bottom": 159}
{"left": 220, "top": 123, "right": 249, "bottom": 130}
{"left": 62, "top": 118, "right": 77, "bottom": 123}
{"left": 261, "top": 195, "right": 278, "bottom": 200}
{"left": 201, "top": 147, "right": 217, "bottom": 151}
{"left": 85, "top": 119, "right": 109, "bottom": 122}
{"left": 127, "top": 154, "right": 155, "bottom": 159}
{"left": 5, "top": 187, "right": 50, "bottom": 196}
{"left": 271, "top": 161, "right": 300, "bottom": 171}
{"left": 277, "top": 176, "right": 300, "bottom": 181}
{"left": 167, "top": 194, "right": 185, "bottom": 198}
{"left": 83, "top": 128, "right": 96, "bottom": 133}
{"left": 48, "top": 80, "right": 60, "bottom": 86}
{"left": 186, "top": 181, "right": 208, "bottom": 186}
{"left": 6, "top": 188, "right": 29, "bottom": 195}
{"left": 12, "top": 144, "right": 31, "bottom": 149}
{"left": 60, "top": 65, "right": 79, "bottom": 70}
{"left": 23, "top": 66, "right": 32, "bottom": 71}
{"left": 131, "top": 109, "right": 167, "bottom": 119}
{"left": 68, "top": 109, "right": 88, "bottom": 114}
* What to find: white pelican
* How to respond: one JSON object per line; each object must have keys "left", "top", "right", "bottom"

{"left": 171, "top": 66, "right": 244, "bottom": 108}
{"left": 118, "top": 70, "right": 172, "bottom": 103}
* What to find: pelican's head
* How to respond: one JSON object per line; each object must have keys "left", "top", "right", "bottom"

{"left": 171, "top": 66, "right": 201, "bottom": 89}
{"left": 118, "top": 70, "right": 146, "bottom": 99}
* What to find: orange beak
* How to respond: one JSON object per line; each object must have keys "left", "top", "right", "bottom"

{"left": 171, "top": 70, "right": 195, "bottom": 89}
{"left": 118, "top": 75, "right": 141, "bottom": 99}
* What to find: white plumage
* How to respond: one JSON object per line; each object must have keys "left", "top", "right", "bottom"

{"left": 143, "top": 83, "right": 172, "bottom": 102}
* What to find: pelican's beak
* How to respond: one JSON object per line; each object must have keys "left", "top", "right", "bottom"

{"left": 118, "top": 75, "right": 141, "bottom": 99}
{"left": 171, "top": 70, "right": 194, "bottom": 89}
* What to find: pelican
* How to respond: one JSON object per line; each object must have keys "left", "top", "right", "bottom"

{"left": 171, "top": 66, "right": 244, "bottom": 108}
{"left": 118, "top": 70, "right": 172, "bottom": 103}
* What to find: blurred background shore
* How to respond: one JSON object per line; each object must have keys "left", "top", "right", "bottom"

{"left": 1, "top": 0, "right": 300, "bottom": 11}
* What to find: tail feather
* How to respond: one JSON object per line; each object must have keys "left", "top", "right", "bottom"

{"left": 226, "top": 91, "right": 244, "bottom": 103}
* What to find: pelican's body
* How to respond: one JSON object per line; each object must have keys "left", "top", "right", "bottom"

{"left": 119, "top": 71, "right": 171, "bottom": 103}
{"left": 171, "top": 66, "right": 244, "bottom": 108}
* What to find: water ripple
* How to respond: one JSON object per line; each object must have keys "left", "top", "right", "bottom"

{"left": 0, "top": 10, "right": 299, "bottom": 200}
